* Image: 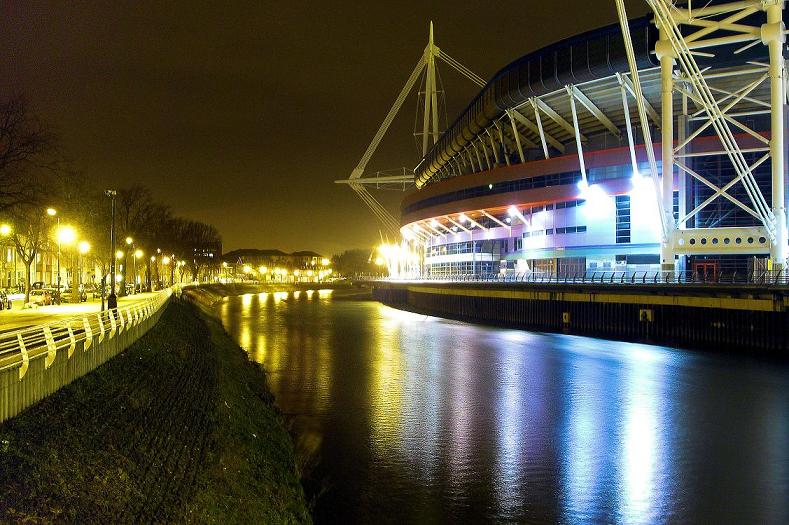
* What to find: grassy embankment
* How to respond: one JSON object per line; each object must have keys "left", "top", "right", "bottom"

{"left": 0, "top": 299, "right": 310, "bottom": 523}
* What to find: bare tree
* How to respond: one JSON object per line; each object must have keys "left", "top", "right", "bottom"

{"left": 0, "top": 97, "right": 55, "bottom": 212}
{"left": 170, "top": 219, "right": 221, "bottom": 282}
{"left": 117, "top": 184, "right": 155, "bottom": 238}
{"left": 10, "top": 204, "right": 48, "bottom": 303}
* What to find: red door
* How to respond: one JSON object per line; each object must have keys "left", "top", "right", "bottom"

{"left": 694, "top": 262, "right": 717, "bottom": 281}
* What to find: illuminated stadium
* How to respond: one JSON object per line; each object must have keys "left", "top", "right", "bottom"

{"left": 343, "top": 1, "right": 789, "bottom": 281}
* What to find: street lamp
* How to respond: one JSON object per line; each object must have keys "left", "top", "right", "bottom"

{"left": 45, "top": 207, "right": 59, "bottom": 290}
{"left": 55, "top": 224, "right": 76, "bottom": 302}
{"left": 76, "top": 241, "right": 90, "bottom": 303}
{"left": 133, "top": 248, "right": 143, "bottom": 293}
{"left": 161, "top": 256, "right": 171, "bottom": 286}
{"left": 105, "top": 190, "right": 118, "bottom": 309}
{"left": 0, "top": 224, "right": 11, "bottom": 289}
{"left": 123, "top": 237, "right": 134, "bottom": 295}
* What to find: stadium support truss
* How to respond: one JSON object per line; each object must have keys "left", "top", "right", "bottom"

{"left": 336, "top": 23, "right": 485, "bottom": 239}
{"left": 617, "top": 0, "right": 787, "bottom": 269}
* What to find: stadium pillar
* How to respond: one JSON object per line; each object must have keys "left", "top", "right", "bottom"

{"left": 765, "top": 1, "right": 787, "bottom": 269}
{"left": 657, "top": 27, "right": 675, "bottom": 271}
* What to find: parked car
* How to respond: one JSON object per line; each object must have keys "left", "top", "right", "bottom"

{"left": 0, "top": 290, "right": 11, "bottom": 310}
{"left": 44, "top": 287, "right": 62, "bottom": 305}
{"left": 89, "top": 284, "right": 105, "bottom": 299}
{"left": 62, "top": 287, "right": 88, "bottom": 303}
{"left": 29, "top": 289, "right": 53, "bottom": 306}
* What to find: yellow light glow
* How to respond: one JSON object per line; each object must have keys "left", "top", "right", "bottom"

{"left": 78, "top": 241, "right": 90, "bottom": 254}
{"left": 259, "top": 265, "right": 268, "bottom": 273}
{"left": 222, "top": 261, "right": 228, "bottom": 268}
{"left": 0, "top": 224, "right": 10, "bottom": 236}
{"left": 115, "top": 274, "right": 123, "bottom": 282}
{"left": 243, "top": 265, "right": 252, "bottom": 274}
{"left": 134, "top": 249, "right": 143, "bottom": 258}
{"left": 321, "top": 258, "right": 330, "bottom": 266}
{"left": 57, "top": 225, "right": 77, "bottom": 245}
{"left": 293, "top": 269, "right": 300, "bottom": 276}
{"left": 306, "top": 269, "right": 314, "bottom": 277}
{"left": 150, "top": 256, "right": 156, "bottom": 262}
{"left": 115, "top": 250, "right": 124, "bottom": 259}
{"left": 374, "top": 256, "right": 384, "bottom": 266}
{"left": 46, "top": 207, "right": 56, "bottom": 216}
{"left": 125, "top": 236, "right": 133, "bottom": 245}
{"left": 162, "top": 256, "right": 171, "bottom": 265}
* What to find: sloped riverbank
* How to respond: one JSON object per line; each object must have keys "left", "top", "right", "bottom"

{"left": 0, "top": 300, "right": 310, "bottom": 523}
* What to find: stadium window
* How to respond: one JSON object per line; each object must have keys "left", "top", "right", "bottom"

{"left": 616, "top": 195, "right": 631, "bottom": 243}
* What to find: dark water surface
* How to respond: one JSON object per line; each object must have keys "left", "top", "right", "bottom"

{"left": 217, "top": 291, "right": 788, "bottom": 524}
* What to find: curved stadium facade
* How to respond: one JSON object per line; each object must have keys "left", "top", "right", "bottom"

{"left": 400, "top": 6, "right": 786, "bottom": 279}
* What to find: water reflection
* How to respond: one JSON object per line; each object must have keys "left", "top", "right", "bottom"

{"left": 218, "top": 293, "right": 789, "bottom": 524}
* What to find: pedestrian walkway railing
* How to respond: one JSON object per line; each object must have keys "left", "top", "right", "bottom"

{"left": 0, "top": 290, "right": 172, "bottom": 380}
{"left": 369, "top": 270, "right": 789, "bottom": 286}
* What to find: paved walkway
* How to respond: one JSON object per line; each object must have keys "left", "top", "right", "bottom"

{"left": 0, "top": 292, "right": 160, "bottom": 332}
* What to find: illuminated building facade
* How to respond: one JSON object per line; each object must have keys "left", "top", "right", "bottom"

{"left": 398, "top": 3, "right": 788, "bottom": 280}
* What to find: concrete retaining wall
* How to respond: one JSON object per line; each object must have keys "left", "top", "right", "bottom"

{"left": 373, "top": 282, "right": 789, "bottom": 354}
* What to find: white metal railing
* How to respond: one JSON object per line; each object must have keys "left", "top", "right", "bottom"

{"left": 0, "top": 289, "right": 171, "bottom": 380}
{"left": 363, "top": 270, "right": 789, "bottom": 287}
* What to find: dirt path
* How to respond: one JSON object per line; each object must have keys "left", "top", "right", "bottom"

{"left": 0, "top": 300, "right": 309, "bottom": 523}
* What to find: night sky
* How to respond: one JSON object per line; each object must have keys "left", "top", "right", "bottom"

{"left": 1, "top": 1, "right": 647, "bottom": 256}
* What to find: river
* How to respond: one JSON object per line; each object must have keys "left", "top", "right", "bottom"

{"left": 217, "top": 290, "right": 788, "bottom": 524}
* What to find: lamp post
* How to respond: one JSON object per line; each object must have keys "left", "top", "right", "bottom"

{"left": 55, "top": 224, "right": 76, "bottom": 305}
{"left": 46, "top": 208, "right": 57, "bottom": 290}
{"left": 156, "top": 248, "right": 162, "bottom": 289}
{"left": 125, "top": 237, "right": 134, "bottom": 295}
{"left": 0, "top": 224, "right": 11, "bottom": 289}
{"left": 77, "top": 241, "right": 90, "bottom": 303}
{"left": 134, "top": 248, "right": 143, "bottom": 293}
{"left": 150, "top": 255, "right": 156, "bottom": 291}
{"left": 105, "top": 190, "right": 117, "bottom": 309}
{"left": 162, "top": 256, "right": 171, "bottom": 286}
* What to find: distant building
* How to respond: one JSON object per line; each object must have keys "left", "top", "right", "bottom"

{"left": 221, "top": 249, "right": 290, "bottom": 268}
{"left": 220, "top": 248, "right": 328, "bottom": 279}
{"left": 193, "top": 240, "right": 222, "bottom": 262}
{"left": 290, "top": 250, "right": 322, "bottom": 269}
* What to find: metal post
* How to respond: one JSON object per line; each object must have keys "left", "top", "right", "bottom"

{"left": 678, "top": 92, "right": 689, "bottom": 274}
{"left": 56, "top": 217, "right": 61, "bottom": 299}
{"left": 678, "top": 92, "right": 688, "bottom": 229}
{"left": 658, "top": 27, "right": 676, "bottom": 270}
{"left": 106, "top": 190, "right": 118, "bottom": 309}
{"left": 766, "top": 1, "right": 787, "bottom": 268}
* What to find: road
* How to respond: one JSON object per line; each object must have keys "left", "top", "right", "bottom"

{"left": 0, "top": 292, "right": 161, "bottom": 332}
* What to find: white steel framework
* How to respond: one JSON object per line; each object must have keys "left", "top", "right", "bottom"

{"left": 337, "top": 23, "right": 484, "bottom": 236}
{"left": 620, "top": 0, "right": 788, "bottom": 268}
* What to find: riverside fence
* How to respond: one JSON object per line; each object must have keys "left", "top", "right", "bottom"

{"left": 0, "top": 290, "right": 172, "bottom": 422}
{"left": 367, "top": 270, "right": 789, "bottom": 286}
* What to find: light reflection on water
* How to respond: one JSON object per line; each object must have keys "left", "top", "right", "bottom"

{"left": 218, "top": 292, "right": 789, "bottom": 524}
